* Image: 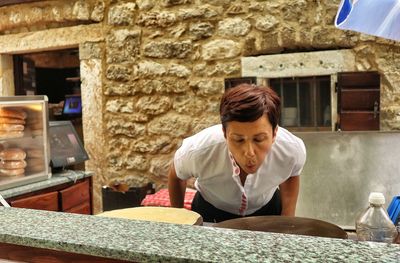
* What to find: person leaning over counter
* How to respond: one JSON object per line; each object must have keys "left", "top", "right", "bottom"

{"left": 168, "top": 84, "right": 306, "bottom": 223}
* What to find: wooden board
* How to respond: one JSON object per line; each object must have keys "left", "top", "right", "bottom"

{"left": 214, "top": 216, "right": 348, "bottom": 239}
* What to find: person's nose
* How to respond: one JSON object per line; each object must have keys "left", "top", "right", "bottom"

{"left": 244, "top": 142, "right": 255, "bottom": 158}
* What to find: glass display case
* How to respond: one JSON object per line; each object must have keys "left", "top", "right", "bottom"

{"left": 0, "top": 96, "right": 50, "bottom": 190}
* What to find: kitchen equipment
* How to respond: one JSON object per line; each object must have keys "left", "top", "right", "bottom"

{"left": 48, "top": 121, "right": 88, "bottom": 170}
{"left": 214, "top": 216, "right": 348, "bottom": 239}
{"left": 0, "top": 96, "right": 50, "bottom": 190}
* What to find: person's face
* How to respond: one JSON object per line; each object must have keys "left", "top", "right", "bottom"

{"left": 224, "top": 114, "right": 277, "bottom": 175}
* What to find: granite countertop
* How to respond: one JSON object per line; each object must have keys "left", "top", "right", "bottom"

{"left": 0, "top": 208, "right": 399, "bottom": 262}
{"left": 0, "top": 170, "right": 93, "bottom": 199}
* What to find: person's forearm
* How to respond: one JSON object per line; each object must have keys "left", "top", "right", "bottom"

{"left": 168, "top": 163, "right": 187, "bottom": 208}
{"left": 279, "top": 176, "right": 300, "bottom": 216}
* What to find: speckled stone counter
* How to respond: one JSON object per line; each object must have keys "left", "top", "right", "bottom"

{"left": 0, "top": 208, "right": 399, "bottom": 262}
{"left": 0, "top": 170, "right": 93, "bottom": 199}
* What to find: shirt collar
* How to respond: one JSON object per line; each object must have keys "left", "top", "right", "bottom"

{"left": 228, "top": 151, "right": 240, "bottom": 176}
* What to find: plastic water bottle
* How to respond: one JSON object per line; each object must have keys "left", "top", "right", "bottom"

{"left": 394, "top": 224, "right": 400, "bottom": 244}
{"left": 355, "top": 192, "right": 397, "bottom": 243}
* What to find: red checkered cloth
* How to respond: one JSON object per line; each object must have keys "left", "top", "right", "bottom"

{"left": 141, "top": 188, "right": 196, "bottom": 210}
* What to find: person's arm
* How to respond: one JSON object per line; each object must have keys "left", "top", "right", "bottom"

{"left": 168, "top": 162, "right": 187, "bottom": 208}
{"left": 279, "top": 176, "right": 300, "bottom": 216}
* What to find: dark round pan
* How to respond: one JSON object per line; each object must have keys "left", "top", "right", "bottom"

{"left": 214, "top": 216, "right": 348, "bottom": 239}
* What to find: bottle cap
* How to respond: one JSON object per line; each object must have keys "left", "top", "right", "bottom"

{"left": 369, "top": 192, "right": 385, "bottom": 205}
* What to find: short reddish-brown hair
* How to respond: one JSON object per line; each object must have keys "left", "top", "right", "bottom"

{"left": 219, "top": 84, "right": 281, "bottom": 131}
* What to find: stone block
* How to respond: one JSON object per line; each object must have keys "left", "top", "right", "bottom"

{"left": 106, "top": 119, "right": 146, "bottom": 137}
{"left": 106, "top": 29, "right": 140, "bottom": 63}
{"left": 108, "top": 2, "right": 136, "bottom": 25}
{"left": 201, "top": 39, "right": 241, "bottom": 61}
{"left": 144, "top": 40, "right": 192, "bottom": 58}
{"left": 217, "top": 17, "right": 251, "bottom": 37}
{"left": 189, "top": 79, "right": 224, "bottom": 96}
{"left": 137, "top": 11, "right": 176, "bottom": 27}
{"left": 136, "top": 96, "right": 172, "bottom": 115}
{"left": 189, "top": 22, "right": 214, "bottom": 40}
{"left": 148, "top": 113, "right": 191, "bottom": 137}
{"left": 106, "top": 65, "right": 132, "bottom": 82}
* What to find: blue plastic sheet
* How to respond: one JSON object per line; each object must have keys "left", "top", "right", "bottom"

{"left": 388, "top": 196, "right": 400, "bottom": 224}
{"left": 335, "top": 0, "right": 400, "bottom": 41}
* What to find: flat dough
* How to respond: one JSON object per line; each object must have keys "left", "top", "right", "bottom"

{"left": 97, "top": 207, "right": 203, "bottom": 225}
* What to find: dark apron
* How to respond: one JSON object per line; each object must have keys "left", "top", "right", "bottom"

{"left": 191, "top": 189, "right": 282, "bottom": 223}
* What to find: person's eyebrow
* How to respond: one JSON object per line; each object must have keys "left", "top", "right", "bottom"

{"left": 254, "top": 132, "right": 268, "bottom": 137}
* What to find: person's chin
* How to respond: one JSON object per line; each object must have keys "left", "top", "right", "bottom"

{"left": 244, "top": 164, "right": 258, "bottom": 174}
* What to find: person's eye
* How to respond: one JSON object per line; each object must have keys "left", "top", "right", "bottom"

{"left": 233, "top": 138, "right": 244, "bottom": 143}
{"left": 254, "top": 137, "right": 266, "bottom": 143}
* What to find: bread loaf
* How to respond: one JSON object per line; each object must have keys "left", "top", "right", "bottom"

{"left": 0, "top": 160, "right": 27, "bottom": 169}
{"left": 0, "top": 124, "right": 24, "bottom": 132}
{"left": 0, "top": 131, "right": 24, "bottom": 139}
{"left": 0, "top": 108, "right": 27, "bottom": 120}
{"left": 0, "top": 168, "right": 25, "bottom": 177}
{"left": 0, "top": 117, "right": 25, "bottom": 124}
{"left": 0, "top": 148, "right": 26, "bottom": 161}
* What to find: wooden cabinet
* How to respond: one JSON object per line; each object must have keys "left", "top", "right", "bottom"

{"left": 60, "top": 179, "right": 91, "bottom": 214}
{"left": 7, "top": 177, "right": 92, "bottom": 214}
{"left": 10, "top": 191, "right": 59, "bottom": 211}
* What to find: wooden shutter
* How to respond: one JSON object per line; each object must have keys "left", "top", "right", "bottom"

{"left": 337, "top": 72, "right": 380, "bottom": 131}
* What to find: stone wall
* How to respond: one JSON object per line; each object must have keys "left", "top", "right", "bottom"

{"left": 1, "top": 0, "right": 400, "bottom": 212}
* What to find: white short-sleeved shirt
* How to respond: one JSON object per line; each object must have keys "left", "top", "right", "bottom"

{"left": 174, "top": 124, "right": 306, "bottom": 215}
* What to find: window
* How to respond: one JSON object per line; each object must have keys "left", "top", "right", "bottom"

{"left": 224, "top": 77, "right": 256, "bottom": 90}
{"left": 269, "top": 76, "right": 331, "bottom": 131}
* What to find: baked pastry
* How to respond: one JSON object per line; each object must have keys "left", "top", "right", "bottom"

{"left": 0, "top": 108, "right": 26, "bottom": 139}
{"left": 0, "top": 131, "right": 24, "bottom": 139}
{"left": 0, "top": 117, "right": 25, "bottom": 124}
{"left": 0, "top": 148, "right": 26, "bottom": 161}
{"left": 0, "top": 168, "right": 24, "bottom": 176}
{"left": 0, "top": 124, "right": 24, "bottom": 131}
{"left": 0, "top": 108, "right": 27, "bottom": 120}
{"left": 0, "top": 160, "right": 27, "bottom": 169}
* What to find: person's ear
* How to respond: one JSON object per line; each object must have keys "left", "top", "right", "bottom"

{"left": 222, "top": 126, "right": 226, "bottom": 139}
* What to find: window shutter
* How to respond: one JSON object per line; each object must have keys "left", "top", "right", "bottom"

{"left": 337, "top": 72, "right": 380, "bottom": 131}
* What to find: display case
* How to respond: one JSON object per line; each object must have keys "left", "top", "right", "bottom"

{"left": 0, "top": 96, "right": 50, "bottom": 190}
